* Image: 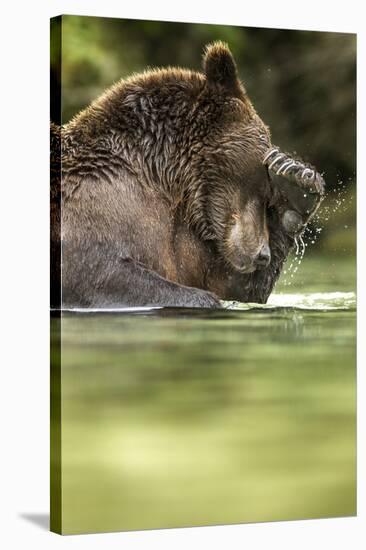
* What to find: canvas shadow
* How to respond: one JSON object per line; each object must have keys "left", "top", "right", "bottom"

{"left": 20, "top": 513, "right": 49, "bottom": 530}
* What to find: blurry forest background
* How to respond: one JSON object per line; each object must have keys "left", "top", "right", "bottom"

{"left": 51, "top": 15, "right": 356, "bottom": 281}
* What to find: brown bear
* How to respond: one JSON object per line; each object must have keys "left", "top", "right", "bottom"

{"left": 51, "top": 42, "right": 325, "bottom": 309}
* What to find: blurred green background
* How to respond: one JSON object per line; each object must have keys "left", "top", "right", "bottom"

{"left": 50, "top": 16, "right": 356, "bottom": 534}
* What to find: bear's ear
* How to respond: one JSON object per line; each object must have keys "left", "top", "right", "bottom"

{"left": 203, "top": 41, "right": 243, "bottom": 97}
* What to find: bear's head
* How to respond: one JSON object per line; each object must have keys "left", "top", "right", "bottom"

{"left": 69, "top": 41, "right": 276, "bottom": 275}
{"left": 185, "top": 42, "right": 274, "bottom": 274}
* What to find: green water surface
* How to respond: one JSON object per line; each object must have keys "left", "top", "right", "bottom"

{"left": 51, "top": 256, "right": 356, "bottom": 534}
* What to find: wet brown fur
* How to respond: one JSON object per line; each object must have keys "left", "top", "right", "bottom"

{"left": 51, "top": 42, "right": 313, "bottom": 308}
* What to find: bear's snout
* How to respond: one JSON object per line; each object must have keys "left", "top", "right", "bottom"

{"left": 254, "top": 243, "right": 271, "bottom": 269}
{"left": 225, "top": 213, "right": 271, "bottom": 273}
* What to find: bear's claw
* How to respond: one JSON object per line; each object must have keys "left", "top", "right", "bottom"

{"left": 263, "top": 146, "right": 325, "bottom": 197}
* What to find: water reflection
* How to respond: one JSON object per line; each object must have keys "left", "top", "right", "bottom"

{"left": 51, "top": 289, "right": 356, "bottom": 534}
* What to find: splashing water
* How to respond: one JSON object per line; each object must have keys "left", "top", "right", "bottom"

{"left": 224, "top": 291, "right": 355, "bottom": 311}
{"left": 319, "top": 179, "right": 352, "bottom": 224}
{"left": 281, "top": 180, "right": 353, "bottom": 287}
{"left": 282, "top": 232, "right": 307, "bottom": 286}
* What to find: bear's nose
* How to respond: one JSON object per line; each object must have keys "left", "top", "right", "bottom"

{"left": 255, "top": 244, "right": 271, "bottom": 268}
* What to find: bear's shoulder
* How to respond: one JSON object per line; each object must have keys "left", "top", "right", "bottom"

{"left": 66, "top": 67, "right": 205, "bottom": 134}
